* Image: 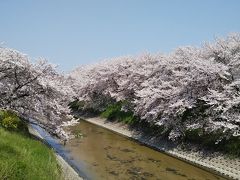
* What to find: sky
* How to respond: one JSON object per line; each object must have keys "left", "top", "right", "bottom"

{"left": 0, "top": 0, "right": 240, "bottom": 71}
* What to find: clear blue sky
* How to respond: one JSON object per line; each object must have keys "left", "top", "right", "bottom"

{"left": 0, "top": 0, "right": 239, "bottom": 71}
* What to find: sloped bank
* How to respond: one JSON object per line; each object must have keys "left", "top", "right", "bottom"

{"left": 0, "top": 109, "right": 64, "bottom": 179}
{"left": 28, "top": 123, "right": 83, "bottom": 180}
{"left": 82, "top": 116, "right": 240, "bottom": 180}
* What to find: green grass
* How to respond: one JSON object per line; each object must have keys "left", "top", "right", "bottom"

{"left": 0, "top": 109, "right": 62, "bottom": 180}
{"left": 100, "top": 101, "right": 137, "bottom": 125}
{"left": 0, "top": 128, "right": 62, "bottom": 180}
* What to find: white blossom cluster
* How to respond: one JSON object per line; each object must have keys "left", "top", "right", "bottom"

{"left": 70, "top": 34, "right": 240, "bottom": 141}
{"left": 0, "top": 47, "right": 75, "bottom": 138}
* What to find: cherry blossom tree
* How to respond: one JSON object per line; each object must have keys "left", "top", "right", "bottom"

{"left": 0, "top": 47, "right": 75, "bottom": 138}
{"left": 2, "top": 34, "right": 239, "bottom": 142}
{"left": 70, "top": 34, "right": 240, "bottom": 141}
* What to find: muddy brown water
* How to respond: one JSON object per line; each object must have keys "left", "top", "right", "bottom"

{"left": 65, "top": 120, "right": 226, "bottom": 180}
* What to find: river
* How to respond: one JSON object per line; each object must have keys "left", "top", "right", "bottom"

{"left": 65, "top": 120, "right": 226, "bottom": 180}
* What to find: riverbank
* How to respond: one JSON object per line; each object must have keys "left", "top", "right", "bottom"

{"left": 82, "top": 116, "right": 240, "bottom": 180}
{"left": 0, "top": 109, "right": 82, "bottom": 180}
{"left": 0, "top": 127, "right": 62, "bottom": 180}
{"left": 0, "top": 109, "right": 64, "bottom": 179}
{"left": 28, "top": 124, "right": 83, "bottom": 180}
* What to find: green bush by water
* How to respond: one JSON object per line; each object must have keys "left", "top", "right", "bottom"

{"left": 100, "top": 101, "right": 137, "bottom": 124}
{"left": 68, "top": 100, "right": 85, "bottom": 111}
{"left": 0, "top": 110, "right": 27, "bottom": 132}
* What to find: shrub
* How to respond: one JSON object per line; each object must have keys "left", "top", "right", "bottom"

{"left": 100, "top": 102, "right": 121, "bottom": 119}
{"left": 0, "top": 110, "right": 27, "bottom": 132}
{"left": 68, "top": 100, "right": 85, "bottom": 111}
{"left": 101, "top": 101, "right": 138, "bottom": 125}
{"left": 1, "top": 116, "right": 21, "bottom": 130}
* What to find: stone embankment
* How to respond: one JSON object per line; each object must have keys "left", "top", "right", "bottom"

{"left": 83, "top": 117, "right": 240, "bottom": 180}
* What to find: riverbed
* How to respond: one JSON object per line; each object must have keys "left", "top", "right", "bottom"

{"left": 65, "top": 120, "right": 225, "bottom": 180}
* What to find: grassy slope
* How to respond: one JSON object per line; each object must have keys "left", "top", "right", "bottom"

{"left": 0, "top": 127, "right": 62, "bottom": 180}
